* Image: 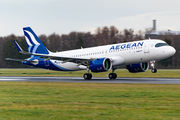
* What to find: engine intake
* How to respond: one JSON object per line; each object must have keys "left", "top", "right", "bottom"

{"left": 89, "top": 58, "right": 112, "bottom": 72}
{"left": 126, "top": 62, "right": 149, "bottom": 73}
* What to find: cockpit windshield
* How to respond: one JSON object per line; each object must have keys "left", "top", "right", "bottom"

{"left": 155, "top": 43, "right": 169, "bottom": 48}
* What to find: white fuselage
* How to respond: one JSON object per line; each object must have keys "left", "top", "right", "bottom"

{"left": 47, "top": 39, "right": 176, "bottom": 71}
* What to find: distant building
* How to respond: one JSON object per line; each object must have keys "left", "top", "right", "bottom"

{"left": 145, "top": 20, "right": 180, "bottom": 39}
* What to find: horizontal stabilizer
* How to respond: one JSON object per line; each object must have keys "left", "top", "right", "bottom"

{"left": 13, "top": 41, "right": 33, "bottom": 55}
{"left": 5, "top": 58, "right": 24, "bottom": 62}
{"left": 14, "top": 40, "right": 23, "bottom": 52}
{"left": 5, "top": 58, "right": 37, "bottom": 64}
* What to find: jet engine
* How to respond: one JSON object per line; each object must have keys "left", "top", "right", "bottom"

{"left": 126, "top": 62, "right": 149, "bottom": 73}
{"left": 89, "top": 58, "right": 112, "bottom": 72}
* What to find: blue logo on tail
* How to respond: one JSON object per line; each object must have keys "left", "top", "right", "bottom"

{"left": 23, "top": 27, "right": 49, "bottom": 54}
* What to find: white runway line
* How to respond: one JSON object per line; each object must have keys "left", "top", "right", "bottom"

{"left": 0, "top": 79, "right": 24, "bottom": 81}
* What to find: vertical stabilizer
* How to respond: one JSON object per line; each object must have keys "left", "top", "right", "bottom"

{"left": 23, "top": 27, "right": 49, "bottom": 54}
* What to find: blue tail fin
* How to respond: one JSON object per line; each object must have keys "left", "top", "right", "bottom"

{"left": 23, "top": 27, "right": 49, "bottom": 54}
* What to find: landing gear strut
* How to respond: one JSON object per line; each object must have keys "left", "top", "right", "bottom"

{"left": 83, "top": 68, "right": 92, "bottom": 80}
{"left": 150, "top": 61, "right": 157, "bottom": 73}
{"left": 108, "top": 68, "right": 117, "bottom": 79}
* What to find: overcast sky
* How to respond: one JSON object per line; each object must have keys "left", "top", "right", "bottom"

{"left": 0, "top": 0, "right": 180, "bottom": 36}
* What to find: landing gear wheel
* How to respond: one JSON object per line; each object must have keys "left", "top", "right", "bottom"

{"left": 83, "top": 73, "right": 92, "bottom": 80}
{"left": 151, "top": 69, "right": 157, "bottom": 73}
{"left": 108, "top": 73, "right": 117, "bottom": 79}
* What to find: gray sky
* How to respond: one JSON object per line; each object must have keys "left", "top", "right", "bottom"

{"left": 0, "top": 0, "right": 180, "bottom": 36}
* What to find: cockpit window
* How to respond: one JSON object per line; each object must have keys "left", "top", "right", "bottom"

{"left": 155, "top": 43, "right": 169, "bottom": 47}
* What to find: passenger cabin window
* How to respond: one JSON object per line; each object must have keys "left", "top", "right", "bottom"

{"left": 155, "top": 43, "right": 169, "bottom": 48}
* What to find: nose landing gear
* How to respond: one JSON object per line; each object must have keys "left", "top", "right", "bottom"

{"left": 150, "top": 61, "right": 157, "bottom": 73}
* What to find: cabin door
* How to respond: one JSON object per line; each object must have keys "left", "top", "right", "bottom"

{"left": 144, "top": 41, "right": 150, "bottom": 53}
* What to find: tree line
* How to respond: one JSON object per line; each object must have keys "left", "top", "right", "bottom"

{"left": 1, "top": 26, "right": 180, "bottom": 69}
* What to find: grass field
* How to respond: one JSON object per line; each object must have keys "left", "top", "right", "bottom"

{"left": 0, "top": 82, "right": 180, "bottom": 120}
{"left": 0, "top": 68, "right": 180, "bottom": 78}
{"left": 0, "top": 69, "right": 180, "bottom": 119}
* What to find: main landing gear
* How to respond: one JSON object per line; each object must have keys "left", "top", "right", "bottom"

{"left": 83, "top": 73, "right": 92, "bottom": 80}
{"left": 83, "top": 68, "right": 92, "bottom": 80}
{"left": 150, "top": 61, "right": 157, "bottom": 73}
{"left": 108, "top": 68, "right": 117, "bottom": 79}
{"left": 83, "top": 68, "right": 117, "bottom": 80}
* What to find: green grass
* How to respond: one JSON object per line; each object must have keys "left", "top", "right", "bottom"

{"left": 0, "top": 82, "right": 180, "bottom": 120}
{"left": 0, "top": 69, "right": 180, "bottom": 78}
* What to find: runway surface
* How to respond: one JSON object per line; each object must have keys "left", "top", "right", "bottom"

{"left": 0, "top": 76, "right": 180, "bottom": 84}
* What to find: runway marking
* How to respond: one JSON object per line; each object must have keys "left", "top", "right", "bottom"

{"left": 0, "top": 79, "right": 25, "bottom": 81}
{"left": 0, "top": 77, "right": 180, "bottom": 84}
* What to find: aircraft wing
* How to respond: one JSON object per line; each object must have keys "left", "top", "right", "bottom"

{"left": 28, "top": 52, "right": 91, "bottom": 65}
{"left": 12, "top": 40, "right": 92, "bottom": 65}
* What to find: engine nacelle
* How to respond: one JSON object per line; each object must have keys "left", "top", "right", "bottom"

{"left": 89, "top": 58, "right": 112, "bottom": 72}
{"left": 126, "top": 62, "right": 149, "bottom": 73}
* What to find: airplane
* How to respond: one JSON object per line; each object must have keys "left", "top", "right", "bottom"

{"left": 5, "top": 27, "right": 176, "bottom": 80}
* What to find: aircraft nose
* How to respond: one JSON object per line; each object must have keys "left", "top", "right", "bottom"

{"left": 169, "top": 46, "right": 176, "bottom": 56}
